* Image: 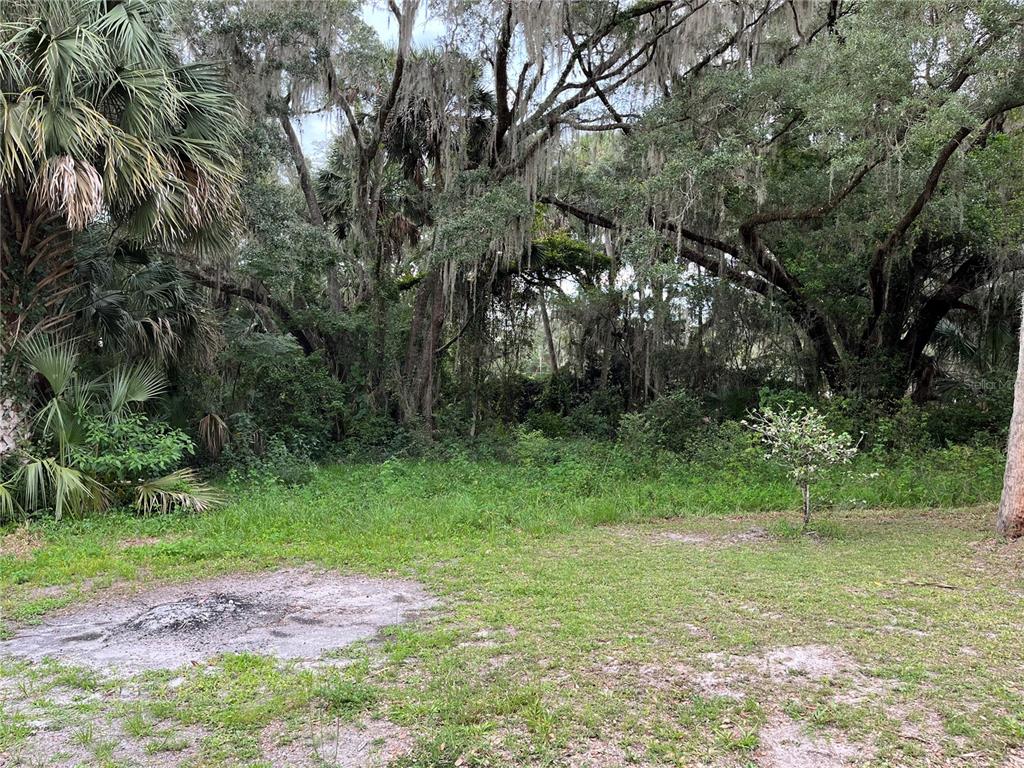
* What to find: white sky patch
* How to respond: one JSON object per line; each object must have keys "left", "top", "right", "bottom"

{"left": 296, "top": 2, "right": 444, "bottom": 166}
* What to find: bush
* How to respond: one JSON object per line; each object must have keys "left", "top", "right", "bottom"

{"left": 70, "top": 413, "right": 193, "bottom": 484}
{"left": 223, "top": 433, "right": 317, "bottom": 488}
{"left": 922, "top": 389, "right": 1011, "bottom": 447}
{"left": 223, "top": 335, "right": 346, "bottom": 457}
{"left": 642, "top": 388, "right": 706, "bottom": 454}
{"left": 342, "top": 409, "right": 418, "bottom": 459}
{"left": 512, "top": 428, "right": 560, "bottom": 467}
{"left": 524, "top": 411, "right": 571, "bottom": 438}
{"left": 4, "top": 336, "right": 217, "bottom": 519}
{"left": 745, "top": 405, "right": 858, "bottom": 527}
{"left": 617, "top": 412, "right": 655, "bottom": 457}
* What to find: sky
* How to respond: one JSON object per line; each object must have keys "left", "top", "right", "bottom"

{"left": 296, "top": 1, "right": 446, "bottom": 164}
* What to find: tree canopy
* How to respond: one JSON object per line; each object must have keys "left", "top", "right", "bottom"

{"left": 3, "top": 0, "right": 1024, "bottom": 463}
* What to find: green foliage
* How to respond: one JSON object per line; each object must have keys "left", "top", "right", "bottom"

{"left": 524, "top": 411, "right": 571, "bottom": 439}
{"left": 70, "top": 413, "right": 193, "bottom": 484}
{"left": 220, "top": 417, "right": 318, "bottom": 489}
{"left": 221, "top": 334, "right": 345, "bottom": 456}
{"left": 745, "top": 405, "right": 859, "bottom": 526}
{"left": 7, "top": 336, "right": 215, "bottom": 519}
{"left": 433, "top": 177, "right": 533, "bottom": 264}
{"left": 135, "top": 469, "right": 220, "bottom": 515}
{"left": 0, "top": 0, "right": 242, "bottom": 247}
{"left": 758, "top": 386, "right": 1011, "bottom": 453}
{"left": 511, "top": 429, "right": 560, "bottom": 468}
{"left": 642, "top": 389, "right": 705, "bottom": 454}
{"left": 532, "top": 229, "right": 609, "bottom": 282}
{"left": 616, "top": 412, "right": 655, "bottom": 458}
{"left": 745, "top": 405, "right": 858, "bottom": 486}
{"left": 314, "top": 676, "right": 379, "bottom": 720}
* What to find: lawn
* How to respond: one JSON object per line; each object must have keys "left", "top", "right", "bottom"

{"left": 1, "top": 448, "right": 1022, "bottom": 767}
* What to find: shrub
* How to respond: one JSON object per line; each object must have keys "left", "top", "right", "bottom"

{"left": 524, "top": 411, "right": 571, "bottom": 438}
{"left": 220, "top": 416, "right": 317, "bottom": 488}
{"left": 70, "top": 413, "right": 193, "bottom": 483}
{"left": 567, "top": 389, "right": 622, "bottom": 439}
{"left": 745, "top": 405, "right": 858, "bottom": 528}
{"left": 922, "top": 389, "right": 1011, "bottom": 447}
{"left": 223, "top": 335, "right": 346, "bottom": 457}
{"left": 512, "top": 428, "right": 560, "bottom": 467}
{"left": 642, "top": 388, "right": 705, "bottom": 454}
{"left": 617, "top": 412, "right": 654, "bottom": 456}
{"left": 3, "top": 336, "right": 216, "bottom": 519}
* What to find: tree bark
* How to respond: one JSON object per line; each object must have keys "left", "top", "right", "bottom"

{"left": 998, "top": 293, "right": 1024, "bottom": 538}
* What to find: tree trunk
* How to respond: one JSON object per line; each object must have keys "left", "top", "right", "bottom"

{"left": 801, "top": 482, "right": 811, "bottom": 529}
{"left": 418, "top": 275, "right": 446, "bottom": 426}
{"left": 997, "top": 293, "right": 1024, "bottom": 538}
{"left": 538, "top": 291, "right": 559, "bottom": 376}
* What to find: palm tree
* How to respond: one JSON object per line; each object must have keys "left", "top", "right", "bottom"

{"left": 0, "top": 334, "right": 218, "bottom": 520}
{"left": 0, "top": 0, "right": 242, "bottom": 356}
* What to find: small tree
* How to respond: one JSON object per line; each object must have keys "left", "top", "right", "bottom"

{"left": 744, "top": 406, "right": 858, "bottom": 528}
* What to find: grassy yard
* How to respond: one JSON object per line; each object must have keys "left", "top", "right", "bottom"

{"left": 1, "top": 449, "right": 1022, "bottom": 767}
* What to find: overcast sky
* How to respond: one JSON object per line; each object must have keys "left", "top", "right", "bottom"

{"left": 297, "top": 2, "right": 446, "bottom": 165}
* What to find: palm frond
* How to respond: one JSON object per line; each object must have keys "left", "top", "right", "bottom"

{"left": 0, "top": 94, "right": 43, "bottom": 187}
{"left": 16, "top": 455, "right": 106, "bottom": 521}
{"left": 19, "top": 334, "right": 78, "bottom": 395}
{"left": 106, "top": 362, "right": 167, "bottom": 417}
{"left": 0, "top": 480, "right": 19, "bottom": 521}
{"left": 198, "top": 412, "right": 229, "bottom": 457}
{"left": 32, "top": 154, "right": 104, "bottom": 229}
{"left": 135, "top": 468, "right": 221, "bottom": 515}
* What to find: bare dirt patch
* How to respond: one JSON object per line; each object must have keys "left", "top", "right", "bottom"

{"left": 611, "top": 525, "right": 770, "bottom": 547}
{"left": 117, "top": 536, "right": 166, "bottom": 550}
{"left": 659, "top": 528, "right": 770, "bottom": 546}
{"left": 696, "top": 644, "right": 857, "bottom": 698}
{"left": 756, "top": 716, "right": 861, "bottom": 767}
{"left": 0, "top": 567, "right": 437, "bottom": 673}
{"left": 1003, "top": 747, "right": 1024, "bottom": 767}
{"left": 0, "top": 526, "right": 45, "bottom": 559}
{"left": 261, "top": 717, "right": 413, "bottom": 768}
{"left": 565, "top": 738, "right": 630, "bottom": 768}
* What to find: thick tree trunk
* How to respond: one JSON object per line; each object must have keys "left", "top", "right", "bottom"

{"left": 401, "top": 272, "right": 445, "bottom": 426}
{"left": 998, "top": 294, "right": 1024, "bottom": 538}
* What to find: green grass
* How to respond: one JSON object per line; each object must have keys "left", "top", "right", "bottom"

{"left": 0, "top": 444, "right": 1003, "bottom": 593}
{"left": 0, "top": 445, "right": 1020, "bottom": 767}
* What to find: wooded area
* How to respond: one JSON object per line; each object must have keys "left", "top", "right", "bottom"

{"left": 4, "top": 1, "right": 1023, "bottom": 509}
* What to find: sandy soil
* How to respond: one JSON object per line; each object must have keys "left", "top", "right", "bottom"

{"left": 0, "top": 567, "right": 437, "bottom": 672}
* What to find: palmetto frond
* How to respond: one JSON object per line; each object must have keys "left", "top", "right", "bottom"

{"left": 33, "top": 154, "right": 103, "bottom": 229}
{"left": 0, "top": 480, "right": 19, "bottom": 520}
{"left": 105, "top": 363, "right": 167, "bottom": 418}
{"left": 16, "top": 455, "right": 106, "bottom": 521}
{"left": 135, "top": 468, "right": 220, "bottom": 515}
{"left": 19, "top": 333, "right": 78, "bottom": 395}
{"left": 19, "top": 334, "right": 94, "bottom": 457}
{"left": 198, "top": 412, "right": 229, "bottom": 457}
{"left": 1, "top": 0, "right": 242, "bottom": 246}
